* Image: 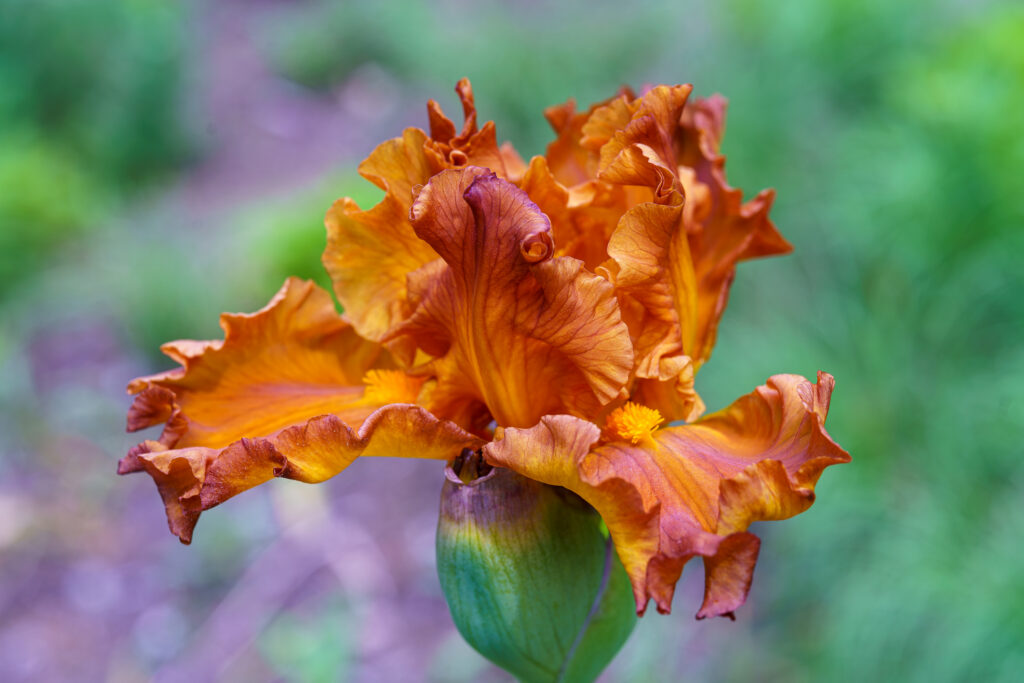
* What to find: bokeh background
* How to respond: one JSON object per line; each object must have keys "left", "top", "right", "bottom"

{"left": 1, "top": 0, "right": 1022, "bottom": 681}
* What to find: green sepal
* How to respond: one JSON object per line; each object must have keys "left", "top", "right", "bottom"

{"left": 436, "top": 460, "right": 636, "bottom": 682}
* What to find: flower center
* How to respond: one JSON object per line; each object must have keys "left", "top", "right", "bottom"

{"left": 362, "top": 370, "right": 423, "bottom": 404}
{"left": 605, "top": 402, "right": 664, "bottom": 443}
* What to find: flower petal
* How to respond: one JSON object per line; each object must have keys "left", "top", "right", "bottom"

{"left": 389, "top": 167, "right": 633, "bottom": 428}
{"left": 424, "top": 78, "right": 517, "bottom": 177}
{"left": 553, "top": 86, "right": 793, "bottom": 370}
{"left": 596, "top": 85, "right": 694, "bottom": 202}
{"left": 121, "top": 405, "right": 482, "bottom": 543}
{"left": 484, "top": 372, "right": 849, "bottom": 618}
{"left": 542, "top": 88, "right": 636, "bottom": 188}
{"left": 323, "top": 125, "right": 438, "bottom": 343}
{"left": 358, "top": 127, "right": 433, "bottom": 208}
{"left": 121, "top": 279, "right": 476, "bottom": 543}
{"left": 674, "top": 95, "right": 792, "bottom": 365}
{"left": 125, "top": 277, "right": 387, "bottom": 450}
{"left": 602, "top": 200, "right": 708, "bottom": 421}
{"left": 324, "top": 189, "right": 439, "bottom": 342}
{"left": 323, "top": 79, "right": 523, "bottom": 343}
{"left": 519, "top": 155, "right": 628, "bottom": 272}
{"left": 632, "top": 355, "right": 705, "bottom": 424}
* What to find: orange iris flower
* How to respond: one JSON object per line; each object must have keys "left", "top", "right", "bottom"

{"left": 122, "top": 79, "right": 848, "bottom": 619}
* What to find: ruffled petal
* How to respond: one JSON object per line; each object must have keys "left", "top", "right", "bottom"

{"left": 357, "top": 127, "right": 432, "bottom": 208}
{"left": 324, "top": 190, "right": 439, "bottom": 342}
{"left": 542, "top": 88, "right": 636, "bottom": 188}
{"left": 121, "top": 405, "right": 482, "bottom": 543}
{"left": 423, "top": 78, "right": 517, "bottom": 178}
{"left": 484, "top": 372, "right": 849, "bottom": 619}
{"left": 125, "top": 277, "right": 389, "bottom": 450}
{"left": 122, "top": 277, "right": 479, "bottom": 542}
{"left": 632, "top": 355, "right": 705, "bottom": 424}
{"left": 357, "top": 79, "right": 516, "bottom": 199}
{"left": 519, "top": 155, "right": 629, "bottom": 272}
{"left": 536, "top": 93, "right": 650, "bottom": 272}
{"left": 549, "top": 86, "right": 792, "bottom": 371}
{"left": 323, "top": 126, "right": 438, "bottom": 344}
{"left": 602, "top": 200, "right": 707, "bottom": 420}
{"left": 388, "top": 167, "right": 633, "bottom": 428}
{"left": 323, "top": 79, "right": 523, "bottom": 343}
{"left": 596, "top": 85, "right": 694, "bottom": 202}
{"left": 675, "top": 96, "right": 792, "bottom": 364}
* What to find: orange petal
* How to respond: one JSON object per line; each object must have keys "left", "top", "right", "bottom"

{"left": 388, "top": 167, "right": 633, "bottom": 428}
{"left": 632, "top": 355, "right": 706, "bottom": 424}
{"left": 553, "top": 87, "right": 792, "bottom": 370}
{"left": 676, "top": 95, "right": 793, "bottom": 365}
{"left": 537, "top": 95, "right": 647, "bottom": 272}
{"left": 604, "top": 201, "right": 702, "bottom": 402}
{"left": 499, "top": 141, "right": 528, "bottom": 183}
{"left": 484, "top": 372, "right": 849, "bottom": 619}
{"left": 324, "top": 79, "right": 523, "bottom": 343}
{"left": 543, "top": 98, "right": 601, "bottom": 187}
{"left": 125, "top": 277, "right": 387, "bottom": 450}
{"left": 424, "top": 78, "right": 518, "bottom": 178}
{"left": 596, "top": 85, "right": 694, "bottom": 202}
{"left": 542, "top": 87, "right": 636, "bottom": 188}
{"left": 357, "top": 127, "right": 432, "bottom": 208}
{"left": 519, "top": 155, "right": 629, "bottom": 272}
{"left": 324, "top": 190, "right": 439, "bottom": 342}
{"left": 323, "top": 125, "right": 439, "bottom": 343}
{"left": 121, "top": 405, "right": 482, "bottom": 543}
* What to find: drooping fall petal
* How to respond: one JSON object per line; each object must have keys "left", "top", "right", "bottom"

{"left": 126, "top": 277, "right": 390, "bottom": 450}
{"left": 387, "top": 167, "right": 633, "bottom": 428}
{"left": 484, "top": 372, "right": 850, "bottom": 619}
{"left": 121, "top": 277, "right": 479, "bottom": 542}
{"left": 122, "top": 405, "right": 481, "bottom": 543}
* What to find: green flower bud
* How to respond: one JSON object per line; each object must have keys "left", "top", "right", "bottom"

{"left": 436, "top": 451, "right": 636, "bottom": 682}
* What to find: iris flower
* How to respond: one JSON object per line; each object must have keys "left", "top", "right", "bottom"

{"left": 121, "top": 80, "right": 848, "bottom": 619}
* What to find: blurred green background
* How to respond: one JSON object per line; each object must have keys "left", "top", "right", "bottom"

{"left": 1, "top": 0, "right": 1021, "bottom": 681}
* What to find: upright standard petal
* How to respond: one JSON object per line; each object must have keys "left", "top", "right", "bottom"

{"left": 388, "top": 167, "right": 633, "bottom": 429}
{"left": 596, "top": 84, "right": 693, "bottom": 202}
{"left": 542, "top": 87, "right": 636, "bottom": 188}
{"left": 324, "top": 79, "right": 524, "bottom": 344}
{"left": 121, "top": 277, "right": 480, "bottom": 542}
{"left": 602, "top": 201, "right": 704, "bottom": 421}
{"left": 424, "top": 78, "right": 515, "bottom": 178}
{"left": 519, "top": 154, "right": 634, "bottom": 272}
{"left": 674, "top": 95, "right": 792, "bottom": 364}
{"left": 324, "top": 189, "right": 440, "bottom": 342}
{"left": 357, "top": 78, "right": 518, "bottom": 203}
{"left": 547, "top": 85, "right": 792, "bottom": 375}
{"left": 484, "top": 372, "right": 849, "bottom": 619}
{"left": 532, "top": 92, "right": 646, "bottom": 272}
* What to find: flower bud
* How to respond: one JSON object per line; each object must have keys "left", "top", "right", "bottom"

{"left": 436, "top": 451, "right": 636, "bottom": 682}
